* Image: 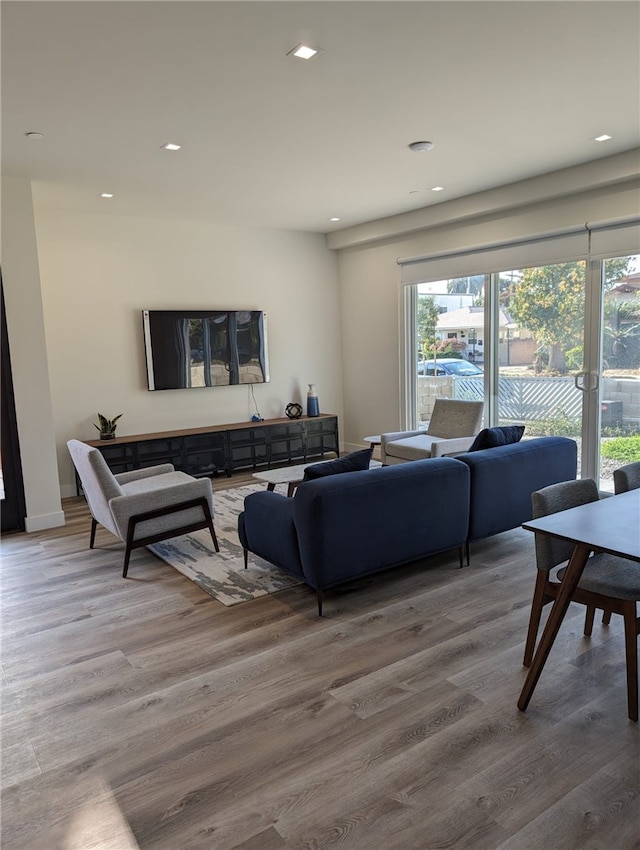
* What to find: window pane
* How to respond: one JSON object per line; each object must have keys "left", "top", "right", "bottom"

{"left": 415, "top": 277, "right": 485, "bottom": 428}
{"left": 497, "top": 262, "right": 586, "bottom": 476}
{"left": 599, "top": 254, "right": 640, "bottom": 492}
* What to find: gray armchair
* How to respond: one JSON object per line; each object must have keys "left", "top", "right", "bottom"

{"left": 614, "top": 461, "right": 640, "bottom": 494}
{"left": 381, "top": 399, "right": 484, "bottom": 465}
{"left": 67, "top": 439, "right": 219, "bottom": 577}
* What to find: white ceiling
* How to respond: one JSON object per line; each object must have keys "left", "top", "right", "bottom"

{"left": 2, "top": 1, "right": 639, "bottom": 234}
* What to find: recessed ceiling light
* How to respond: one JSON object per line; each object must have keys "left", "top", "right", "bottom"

{"left": 329, "top": 217, "right": 341, "bottom": 222}
{"left": 408, "top": 141, "right": 434, "bottom": 153}
{"left": 594, "top": 134, "right": 612, "bottom": 142}
{"left": 431, "top": 186, "right": 445, "bottom": 192}
{"left": 287, "top": 44, "right": 321, "bottom": 60}
{"left": 162, "top": 142, "right": 182, "bottom": 151}
{"left": 25, "top": 131, "right": 44, "bottom": 139}
{"left": 100, "top": 193, "right": 114, "bottom": 198}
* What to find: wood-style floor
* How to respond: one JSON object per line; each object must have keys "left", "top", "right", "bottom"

{"left": 2, "top": 477, "right": 639, "bottom": 850}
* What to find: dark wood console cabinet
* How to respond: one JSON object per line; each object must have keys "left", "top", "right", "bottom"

{"left": 79, "top": 414, "right": 339, "bottom": 491}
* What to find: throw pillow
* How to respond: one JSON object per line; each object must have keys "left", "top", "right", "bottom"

{"left": 468, "top": 425, "right": 525, "bottom": 452}
{"left": 302, "top": 447, "right": 373, "bottom": 480}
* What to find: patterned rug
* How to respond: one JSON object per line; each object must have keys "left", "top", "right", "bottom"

{"left": 148, "top": 483, "right": 302, "bottom": 605}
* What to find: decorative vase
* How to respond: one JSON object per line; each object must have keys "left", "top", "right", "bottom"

{"left": 306, "top": 384, "right": 320, "bottom": 417}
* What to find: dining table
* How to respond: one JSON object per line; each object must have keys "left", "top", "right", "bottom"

{"left": 518, "top": 487, "right": 640, "bottom": 713}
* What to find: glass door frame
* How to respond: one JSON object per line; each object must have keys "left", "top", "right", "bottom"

{"left": 579, "top": 257, "right": 605, "bottom": 482}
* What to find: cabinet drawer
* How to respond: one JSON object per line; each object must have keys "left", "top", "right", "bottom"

{"left": 184, "top": 433, "right": 227, "bottom": 476}
{"left": 95, "top": 443, "right": 136, "bottom": 470}
{"left": 268, "top": 423, "right": 304, "bottom": 463}
{"left": 305, "top": 417, "right": 338, "bottom": 458}
{"left": 136, "top": 438, "right": 186, "bottom": 470}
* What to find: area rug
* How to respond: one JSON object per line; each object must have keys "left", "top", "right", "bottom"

{"left": 148, "top": 483, "right": 302, "bottom": 605}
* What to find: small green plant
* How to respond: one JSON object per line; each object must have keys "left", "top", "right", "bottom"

{"left": 601, "top": 435, "right": 640, "bottom": 463}
{"left": 94, "top": 412, "right": 123, "bottom": 438}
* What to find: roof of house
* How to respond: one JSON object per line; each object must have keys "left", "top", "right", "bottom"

{"left": 436, "top": 306, "right": 515, "bottom": 331}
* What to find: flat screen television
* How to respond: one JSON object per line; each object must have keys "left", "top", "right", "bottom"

{"left": 142, "top": 309, "right": 270, "bottom": 390}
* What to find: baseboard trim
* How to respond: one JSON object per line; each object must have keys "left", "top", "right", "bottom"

{"left": 25, "top": 510, "right": 66, "bottom": 532}
{"left": 60, "top": 483, "right": 79, "bottom": 500}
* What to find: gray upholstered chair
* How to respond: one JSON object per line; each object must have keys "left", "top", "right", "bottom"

{"left": 68, "top": 439, "right": 219, "bottom": 577}
{"left": 381, "top": 399, "right": 484, "bottom": 465}
{"left": 614, "top": 461, "right": 640, "bottom": 495}
{"left": 525, "top": 478, "right": 640, "bottom": 721}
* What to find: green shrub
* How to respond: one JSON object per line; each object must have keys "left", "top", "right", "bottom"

{"left": 601, "top": 435, "right": 640, "bottom": 463}
{"left": 526, "top": 410, "right": 582, "bottom": 438}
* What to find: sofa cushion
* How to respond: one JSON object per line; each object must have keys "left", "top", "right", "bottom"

{"left": 468, "top": 425, "right": 525, "bottom": 452}
{"left": 384, "top": 434, "right": 444, "bottom": 461}
{"left": 303, "top": 447, "right": 373, "bottom": 480}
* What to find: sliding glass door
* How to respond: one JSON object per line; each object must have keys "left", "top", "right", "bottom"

{"left": 597, "top": 254, "right": 640, "bottom": 491}
{"left": 406, "top": 253, "right": 640, "bottom": 487}
{"left": 494, "top": 261, "right": 587, "bottom": 479}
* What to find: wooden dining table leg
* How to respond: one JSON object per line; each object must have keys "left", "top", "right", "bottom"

{"left": 518, "top": 542, "right": 592, "bottom": 712}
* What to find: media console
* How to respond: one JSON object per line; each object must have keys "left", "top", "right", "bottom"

{"left": 77, "top": 414, "right": 339, "bottom": 493}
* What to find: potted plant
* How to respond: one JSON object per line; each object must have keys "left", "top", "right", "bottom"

{"left": 94, "top": 412, "right": 123, "bottom": 441}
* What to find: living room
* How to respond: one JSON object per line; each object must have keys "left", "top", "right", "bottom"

{"left": 2, "top": 2, "right": 640, "bottom": 847}
{"left": 2, "top": 1, "right": 639, "bottom": 532}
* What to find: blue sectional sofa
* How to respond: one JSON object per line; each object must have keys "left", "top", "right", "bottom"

{"left": 457, "top": 435, "right": 578, "bottom": 561}
{"left": 238, "top": 436, "right": 578, "bottom": 615}
{"left": 238, "top": 457, "right": 471, "bottom": 615}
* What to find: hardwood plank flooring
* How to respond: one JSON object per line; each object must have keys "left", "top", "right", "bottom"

{"left": 1, "top": 478, "right": 638, "bottom": 849}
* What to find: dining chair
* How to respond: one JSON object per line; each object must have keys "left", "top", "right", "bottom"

{"left": 614, "top": 461, "right": 640, "bottom": 495}
{"left": 524, "top": 478, "right": 640, "bottom": 721}
{"left": 68, "top": 440, "right": 219, "bottom": 577}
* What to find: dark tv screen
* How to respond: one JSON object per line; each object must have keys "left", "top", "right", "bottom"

{"left": 142, "top": 309, "right": 269, "bottom": 390}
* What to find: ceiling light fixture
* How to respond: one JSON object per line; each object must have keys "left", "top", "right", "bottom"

{"left": 25, "top": 131, "right": 44, "bottom": 139}
{"left": 329, "top": 217, "right": 341, "bottom": 222}
{"left": 100, "top": 193, "right": 114, "bottom": 198}
{"left": 288, "top": 43, "right": 321, "bottom": 60}
{"left": 593, "top": 134, "right": 612, "bottom": 142}
{"left": 408, "top": 141, "right": 434, "bottom": 153}
{"left": 162, "top": 142, "right": 182, "bottom": 151}
{"left": 431, "top": 186, "right": 444, "bottom": 192}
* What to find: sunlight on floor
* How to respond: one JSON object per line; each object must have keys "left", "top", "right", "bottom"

{"left": 63, "top": 779, "right": 139, "bottom": 850}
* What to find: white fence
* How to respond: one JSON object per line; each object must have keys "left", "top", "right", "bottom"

{"left": 418, "top": 375, "right": 639, "bottom": 429}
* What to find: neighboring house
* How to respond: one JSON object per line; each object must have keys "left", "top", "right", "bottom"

{"left": 435, "top": 306, "right": 534, "bottom": 365}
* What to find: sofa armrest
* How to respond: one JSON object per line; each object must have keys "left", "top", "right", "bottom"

{"left": 381, "top": 429, "right": 424, "bottom": 463}
{"left": 114, "top": 464, "right": 175, "bottom": 484}
{"left": 109, "top": 477, "right": 213, "bottom": 541}
{"left": 238, "top": 491, "right": 303, "bottom": 576}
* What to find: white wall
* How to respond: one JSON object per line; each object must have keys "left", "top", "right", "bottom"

{"left": 30, "top": 205, "right": 343, "bottom": 498}
{"left": 335, "top": 157, "right": 640, "bottom": 453}
{"left": 1, "top": 177, "right": 64, "bottom": 530}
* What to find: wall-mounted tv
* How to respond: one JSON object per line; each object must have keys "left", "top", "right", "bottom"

{"left": 142, "top": 309, "right": 269, "bottom": 391}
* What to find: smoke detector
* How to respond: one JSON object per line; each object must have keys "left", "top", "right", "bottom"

{"left": 408, "top": 141, "right": 434, "bottom": 152}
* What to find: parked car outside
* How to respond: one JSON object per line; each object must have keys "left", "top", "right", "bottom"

{"left": 418, "top": 358, "right": 483, "bottom": 377}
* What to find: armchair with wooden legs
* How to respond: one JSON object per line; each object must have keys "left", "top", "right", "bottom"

{"left": 68, "top": 439, "right": 219, "bottom": 577}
